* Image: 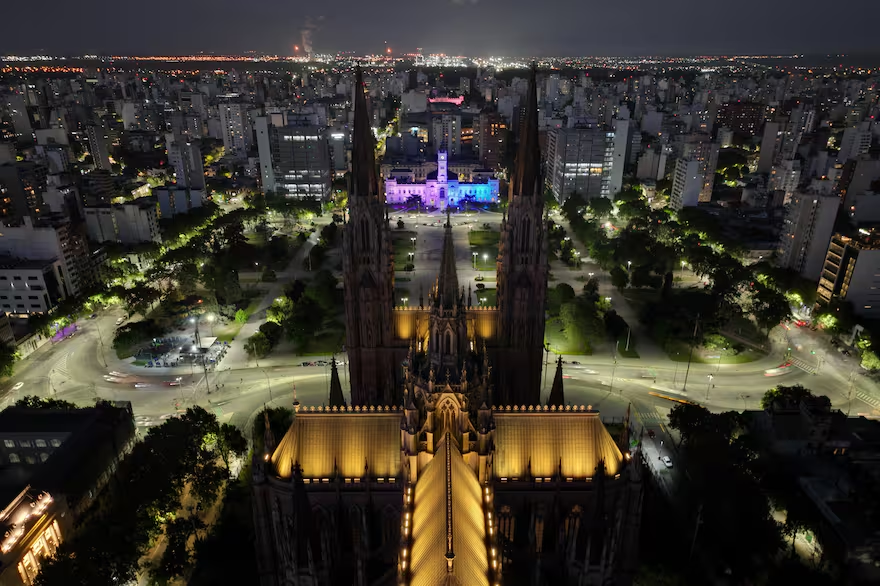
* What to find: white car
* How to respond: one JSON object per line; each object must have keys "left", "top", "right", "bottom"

{"left": 115, "top": 317, "right": 125, "bottom": 326}
{"left": 11, "top": 382, "right": 24, "bottom": 391}
{"left": 661, "top": 456, "right": 673, "bottom": 469}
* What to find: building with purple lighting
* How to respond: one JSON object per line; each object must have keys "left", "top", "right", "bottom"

{"left": 384, "top": 150, "right": 499, "bottom": 210}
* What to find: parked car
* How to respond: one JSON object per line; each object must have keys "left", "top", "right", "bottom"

{"left": 115, "top": 317, "right": 125, "bottom": 326}
{"left": 661, "top": 456, "right": 673, "bottom": 468}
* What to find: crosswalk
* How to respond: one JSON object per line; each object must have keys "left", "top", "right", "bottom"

{"left": 856, "top": 391, "right": 880, "bottom": 410}
{"left": 634, "top": 407, "right": 667, "bottom": 425}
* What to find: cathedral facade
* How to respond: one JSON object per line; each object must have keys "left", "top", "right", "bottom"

{"left": 251, "top": 67, "right": 644, "bottom": 586}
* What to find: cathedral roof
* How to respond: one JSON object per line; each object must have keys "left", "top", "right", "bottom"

{"left": 270, "top": 410, "right": 401, "bottom": 479}
{"left": 351, "top": 65, "right": 380, "bottom": 199}
{"left": 492, "top": 410, "right": 623, "bottom": 479}
{"left": 509, "top": 65, "right": 541, "bottom": 199}
{"left": 425, "top": 170, "right": 458, "bottom": 181}
{"left": 409, "top": 435, "right": 489, "bottom": 586}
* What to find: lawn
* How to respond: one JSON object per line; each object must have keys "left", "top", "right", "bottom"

{"left": 544, "top": 316, "right": 592, "bottom": 355}
{"left": 473, "top": 287, "right": 497, "bottom": 308}
{"left": 468, "top": 230, "right": 500, "bottom": 271}
{"left": 663, "top": 339, "right": 763, "bottom": 364}
{"left": 299, "top": 328, "right": 345, "bottom": 356}
{"left": 391, "top": 230, "right": 418, "bottom": 271}
{"left": 213, "top": 297, "right": 262, "bottom": 343}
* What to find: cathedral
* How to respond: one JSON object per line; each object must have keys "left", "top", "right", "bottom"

{"left": 251, "top": 67, "right": 645, "bottom": 586}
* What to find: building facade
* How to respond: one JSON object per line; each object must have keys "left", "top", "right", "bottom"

{"left": 255, "top": 114, "right": 331, "bottom": 199}
{"left": 817, "top": 231, "right": 880, "bottom": 317}
{"left": 545, "top": 124, "right": 615, "bottom": 203}
{"left": 218, "top": 99, "right": 250, "bottom": 160}
{"left": 669, "top": 159, "right": 702, "bottom": 210}
{"left": 384, "top": 151, "right": 499, "bottom": 209}
{"left": 777, "top": 192, "right": 839, "bottom": 281}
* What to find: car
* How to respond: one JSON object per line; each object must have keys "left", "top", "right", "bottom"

{"left": 841, "top": 349, "right": 851, "bottom": 356}
{"left": 647, "top": 429, "right": 656, "bottom": 439}
{"left": 163, "top": 381, "right": 181, "bottom": 387}
{"left": 115, "top": 317, "right": 125, "bottom": 326}
{"left": 661, "top": 456, "right": 673, "bottom": 468}
{"left": 89, "top": 313, "right": 98, "bottom": 319}
{"left": 11, "top": 382, "right": 24, "bottom": 391}
{"left": 134, "top": 382, "right": 151, "bottom": 388}
{"left": 570, "top": 361, "right": 581, "bottom": 365}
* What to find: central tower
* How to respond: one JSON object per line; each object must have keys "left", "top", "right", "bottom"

{"left": 495, "top": 66, "right": 548, "bottom": 405}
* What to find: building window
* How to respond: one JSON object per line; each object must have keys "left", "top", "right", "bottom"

{"left": 19, "top": 439, "right": 31, "bottom": 448}
{"left": 50, "top": 439, "right": 61, "bottom": 447}
{"left": 39, "top": 453, "right": 48, "bottom": 462}
{"left": 9, "top": 453, "right": 19, "bottom": 463}
{"left": 35, "top": 439, "right": 46, "bottom": 447}
{"left": 3, "top": 439, "right": 14, "bottom": 447}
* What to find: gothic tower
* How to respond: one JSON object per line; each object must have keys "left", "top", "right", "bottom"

{"left": 496, "top": 66, "right": 548, "bottom": 405}
{"left": 427, "top": 211, "right": 469, "bottom": 378}
{"left": 342, "top": 66, "right": 396, "bottom": 406}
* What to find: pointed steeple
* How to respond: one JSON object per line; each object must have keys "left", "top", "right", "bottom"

{"left": 262, "top": 410, "right": 276, "bottom": 455}
{"left": 547, "top": 356, "right": 565, "bottom": 407}
{"left": 329, "top": 357, "right": 346, "bottom": 408}
{"left": 290, "top": 461, "right": 319, "bottom": 574}
{"left": 509, "top": 64, "right": 541, "bottom": 199}
{"left": 351, "top": 65, "right": 379, "bottom": 199}
{"left": 434, "top": 209, "right": 459, "bottom": 309}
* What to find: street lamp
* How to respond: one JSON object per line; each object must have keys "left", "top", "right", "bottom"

{"left": 627, "top": 260, "right": 632, "bottom": 270}
{"left": 480, "top": 297, "right": 487, "bottom": 306}
{"left": 410, "top": 237, "right": 416, "bottom": 250}
{"left": 401, "top": 297, "right": 409, "bottom": 307}
{"left": 206, "top": 313, "right": 216, "bottom": 336}
{"left": 706, "top": 374, "right": 714, "bottom": 400}
{"left": 588, "top": 272, "right": 594, "bottom": 279}
{"left": 482, "top": 253, "right": 488, "bottom": 268}
{"left": 472, "top": 252, "right": 478, "bottom": 269}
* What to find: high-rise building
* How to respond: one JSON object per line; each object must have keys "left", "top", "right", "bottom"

{"left": 545, "top": 122, "right": 615, "bottom": 203}
{"left": 431, "top": 114, "right": 461, "bottom": 157}
{"left": 817, "top": 231, "right": 880, "bottom": 317}
{"left": 0, "top": 162, "right": 48, "bottom": 224}
{"left": 837, "top": 121, "right": 873, "bottom": 163}
{"left": 86, "top": 123, "right": 112, "bottom": 172}
{"left": 777, "top": 192, "right": 839, "bottom": 280}
{"left": 769, "top": 159, "right": 802, "bottom": 201}
{"left": 255, "top": 114, "right": 331, "bottom": 199}
{"left": 477, "top": 111, "right": 508, "bottom": 170}
{"left": 84, "top": 199, "right": 161, "bottom": 245}
{"left": 252, "top": 67, "right": 644, "bottom": 586}
{"left": 758, "top": 121, "right": 785, "bottom": 174}
{"left": 165, "top": 134, "right": 205, "bottom": 190}
{"left": 0, "top": 216, "right": 90, "bottom": 298}
{"left": 678, "top": 134, "right": 719, "bottom": 203}
{"left": 670, "top": 158, "right": 702, "bottom": 210}
{"left": 715, "top": 101, "right": 765, "bottom": 135}
{"left": 218, "top": 99, "right": 250, "bottom": 160}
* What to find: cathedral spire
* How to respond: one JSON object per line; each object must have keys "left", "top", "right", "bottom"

{"left": 509, "top": 64, "right": 541, "bottom": 199}
{"left": 435, "top": 209, "right": 460, "bottom": 309}
{"left": 329, "top": 357, "right": 346, "bottom": 408}
{"left": 263, "top": 410, "right": 276, "bottom": 455}
{"left": 547, "top": 356, "right": 565, "bottom": 407}
{"left": 351, "top": 65, "right": 379, "bottom": 200}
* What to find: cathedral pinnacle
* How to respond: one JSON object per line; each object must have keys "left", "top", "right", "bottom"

{"left": 351, "top": 65, "right": 379, "bottom": 200}
{"left": 509, "top": 64, "right": 541, "bottom": 199}
{"left": 547, "top": 356, "right": 565, "bottom": 407}
{"left": 328, "top": 356, "right": 346, "bottom": 408}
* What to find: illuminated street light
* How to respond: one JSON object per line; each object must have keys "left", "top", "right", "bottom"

{"left": 473, "top": 252, "right": 478, "bottom": 269}
{"left": 402, "top": 297, "right": 409, "bottom": 307}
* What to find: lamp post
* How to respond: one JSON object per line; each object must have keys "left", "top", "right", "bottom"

{"left": 262, "top": 369, "right": 273, "bottom": 404}
{"left": 410, "top": 237, "right": 416, "bottom": 251}
{"left": 680, "top": 260, "right": 686, "bottom": 287}
{"left": 482, "top": 253, "right": 488, "bottom": 269}
{"left": 472, "top": 252, "right": 478, "bottom": 269}
{"left": 402, "top": 297, "right": 409, "bottom": 307}
{"left": 408, "top": 252, "right": 414, "bottom": 268}
{"left": 706, "top": 374, "right": 714, "bottom": 400}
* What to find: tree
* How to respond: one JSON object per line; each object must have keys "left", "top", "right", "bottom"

{"left": 261, "top": 268, "right": 277, "bottom": 282}
{"left": 861, "top": 348, "right": 880, "bottom": 371}
{"left": 14, "top": 396, "right": 78, "bottom": 410}
{"left": 216, "top": 423, "right": 248, "bottom": 472}
{"left": 234, "top": 309, "right": 250, "bottom": 324}
{"left": 668, "top": 403, "right": 712, "bottom": 445}
{"left": 750, "top": 286, "right": 792, "bottom": 332}
{"left": 760, "top": 384, "right": 818, "bottom": 409}
{"left": 259, "top": 321, "right": 284, "bottom": 346}
{"left": 587, "top": 197, "right": 613, "bottom": 218}
{"left": 610, "top": 266, "right": 629, "bottom": 290}
{"left": 244, "top": 332, "right": 272, "bottom": 359}
{"left": 154, "top": 515, "right": 206, "bottom": 581}
{"left": 397, "top": 219, "right": 405, "bottom": 229}
{"left": 0, "top": 343, "right": 19, "bottom": 377}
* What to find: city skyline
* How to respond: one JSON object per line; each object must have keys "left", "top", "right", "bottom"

{"left": 3, "top": 0, "right": 879, "bottom": 57}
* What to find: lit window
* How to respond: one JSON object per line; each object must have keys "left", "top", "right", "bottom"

{"left": 50, "top": 439, "right": 61, "bottom": 447}
{"left": 4, "top": 440, "right": 14, "bottom": 448}
{"left": 35, "top": 439, "right": 46, "bottom": 447}
{"left": 9, "top": 453, "right": 19, "bottom": 463}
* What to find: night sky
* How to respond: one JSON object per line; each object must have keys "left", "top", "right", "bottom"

{"left": 4, "top": 0, "right": 878, "bottom": 56}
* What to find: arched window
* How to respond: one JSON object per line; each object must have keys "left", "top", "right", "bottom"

{"left": 360, "top": 218, "right": 369, "bottom": 251}
{"left": 445, "top": 331, "right": 453, "bottom": 354}
{"left": 8, "top": 453, "right": 19, "bottom": 464}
